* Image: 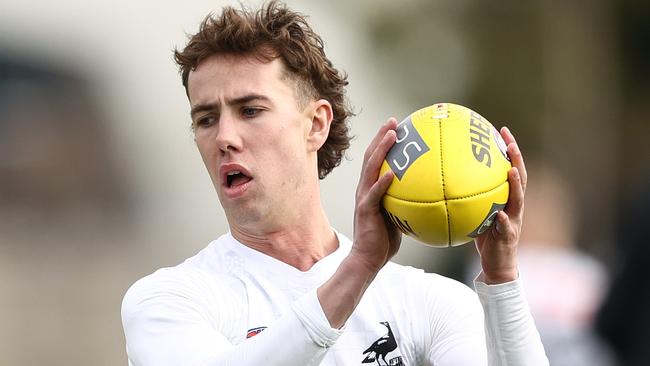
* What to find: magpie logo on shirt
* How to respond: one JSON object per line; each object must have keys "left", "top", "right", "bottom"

{"left": 361, "top": 321, "right": 403, "bottom": 365}
{"left": 246, "top": 326, "right": 267, "bottom": 338}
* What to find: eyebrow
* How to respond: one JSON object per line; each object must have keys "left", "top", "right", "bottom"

{"left": 190, "top": 93, "right": 271, "bottom": 118}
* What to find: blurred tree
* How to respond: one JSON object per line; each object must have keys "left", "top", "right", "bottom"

{"left": 595, "top": 1, "right": 650, "bottom": 365}
{"left": 538, "top": 0, "right": 620, "bottom": 256}
{"left": 0, "top": 53, "right": 128, "bottom": 217}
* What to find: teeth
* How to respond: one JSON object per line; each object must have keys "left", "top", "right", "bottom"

{"left": 228, "top": 170, "right": 241, "bottom": 176}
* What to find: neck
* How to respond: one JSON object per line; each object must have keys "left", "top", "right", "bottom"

{"left": 230, "top": 205, "right": 338, "bottom": 272}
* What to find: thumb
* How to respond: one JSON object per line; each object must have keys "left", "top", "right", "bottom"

{"left": 495, "top": 211, "right": 509, "bottom": 235}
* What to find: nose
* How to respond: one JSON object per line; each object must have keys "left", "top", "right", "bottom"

{"left": 215, "top": 113, "right": 242, "bottom": 154}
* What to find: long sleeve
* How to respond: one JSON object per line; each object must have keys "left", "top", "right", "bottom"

{"left": 121, "top": 269, "right": 342, "bottom": 366}
{"left": 474, "top": 276, "right": 549, "bottom": 366}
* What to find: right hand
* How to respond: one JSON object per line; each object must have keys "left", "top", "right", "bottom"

{"left": 350, "top": 118, "right": 402, "bottom": 273}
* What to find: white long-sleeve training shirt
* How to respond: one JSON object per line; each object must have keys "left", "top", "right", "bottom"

{"left": 122, "top": 232, "right": 548, "bottom": 365}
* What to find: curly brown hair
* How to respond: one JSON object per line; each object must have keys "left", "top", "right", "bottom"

{"left": 174, "top": 0, "right": 353, "bottom": 179}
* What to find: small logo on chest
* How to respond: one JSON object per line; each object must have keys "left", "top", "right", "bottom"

{"left": 361, "top": 321, "right": 403, "bottom": 365}
{"left": 246, "top": 326, "right": 267, "bottom": 338}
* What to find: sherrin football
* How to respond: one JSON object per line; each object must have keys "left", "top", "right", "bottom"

{"left": 380, "top": 103, "right": 511, "bottom": 247}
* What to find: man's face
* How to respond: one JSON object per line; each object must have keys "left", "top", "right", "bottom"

{"left": 187, "top": 55, "right": 315, "bottom": 228}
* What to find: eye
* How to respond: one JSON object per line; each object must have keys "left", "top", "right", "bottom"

{"left": 241, "top": 107, "right": 262, "bottom": 118}
{"left": 194, "top": 115, "right": 216, "bottom": 128}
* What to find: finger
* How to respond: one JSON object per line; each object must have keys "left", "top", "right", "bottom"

{"left": 358, "top": 129, "right": 396, "bottom": 192}
{"left": 494, "top": 210, "right": 516, "bottom": 242}
{"left": 501, "top": 127, "right": 527, "bottom": 193}
{"left": 494, "top": 210, "right": 508, "bottom": 234}
{"left": 500, "top": 126, "right": 515, "bottom": 144}
{"left": 492, "top": 212, "right": 520, "bottom": 273}
{"left": 504, "top": 167, "right": 524, "bottom": 219}
{"left": 363, "top": 118, "right": 398, "bottom": 164}
{"left": 367, "top": 129, "right": 397, "bottom": 174}
{"left": 358, "top": 119, "right": 396, "bottom": 195}
{"left": 365, "top": 170, "right": 394, "bottom": 207}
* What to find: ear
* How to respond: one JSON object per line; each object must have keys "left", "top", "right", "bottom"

{"left": 306, "top": 99, "right": 333, "bottom": 152}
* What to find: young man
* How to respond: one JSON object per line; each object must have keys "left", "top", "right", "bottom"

{"left": 121, "top": 2, "right": 548, "bottom": 365}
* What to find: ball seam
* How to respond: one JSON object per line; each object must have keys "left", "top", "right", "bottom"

{"left": 383, "top": 180, "right": 509, "bottom": 203}
{"left": 438, "top": 116, "right": 451, "bottom": 247}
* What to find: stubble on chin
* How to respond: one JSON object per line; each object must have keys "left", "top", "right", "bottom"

{"left": 223, "top": 197, "right": 270, "bottom": 230}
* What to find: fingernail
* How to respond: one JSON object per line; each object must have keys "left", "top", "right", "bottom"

{"left": 384, "top": 170, "right": 395, "bottom": 182}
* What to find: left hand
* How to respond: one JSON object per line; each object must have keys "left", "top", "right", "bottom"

{"left": 474, "top": 126, "right": 528, "bottom": 284}
{"left": 350, "top": 117, "right": 402, "bottom": 273}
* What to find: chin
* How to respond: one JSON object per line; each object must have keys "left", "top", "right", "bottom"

{"left": 225, "top": 204, "right": 265, "bottom": 227}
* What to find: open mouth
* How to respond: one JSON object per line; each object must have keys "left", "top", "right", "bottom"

{"left": 226, "top": 170, "right": 253, "bottom": 188}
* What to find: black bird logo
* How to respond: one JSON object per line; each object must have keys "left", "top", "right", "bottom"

{"left": 361, "top": 321, "right": 398, "bottom": 365}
